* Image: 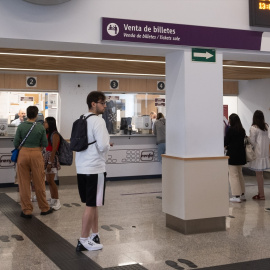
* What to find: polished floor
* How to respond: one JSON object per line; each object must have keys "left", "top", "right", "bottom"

{"left": 1, "top": 175, "right": 270, "bottom": 270}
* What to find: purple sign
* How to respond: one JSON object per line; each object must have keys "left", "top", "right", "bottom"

{"left": 102, "top": 17, "right": 263, "bottom": 51}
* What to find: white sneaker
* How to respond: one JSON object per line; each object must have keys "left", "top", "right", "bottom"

{"left": 230, "top": 197, "right": 241, "bottom": 203}
{"left": 32, "top": 195, "right": 37, "bottom": 202}
{"left": 52, "top": 199, "right": 61, "bottom": 210}
{"left": 81, "top": 239, "right": 103, "bottom": 251}
{"left": 240, "top": 195, "right": 246, "bottom": 201}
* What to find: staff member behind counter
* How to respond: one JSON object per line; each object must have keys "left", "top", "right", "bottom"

{"left": 11, "top": 109, "right": 26, "bottom": 126}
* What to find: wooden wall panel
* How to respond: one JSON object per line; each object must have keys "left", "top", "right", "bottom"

{"left": 223, "top": 81, "right": 238, "bottom": 95}
{"left": 129, "top": 78, "right": 147, "bottom": 92}
{"left": 141, "top": 100, "right": 156, "bottom": 116}
{"left": 97, "top": 77, "right": 129, "bottom": 92}
{"left": 0, "top": 74, "right": 4, "bottom": 88}
{"left": 3, "top": 74, "right": 58, "bottom": 90}
{"left": 36, "top": 75, "right": 58, "bottom": 90}
{"left": 98, "top": 77, "right": 166, "bottom": 93}
{"left": 146, "top": 79, "right": 165, "bottom": 93}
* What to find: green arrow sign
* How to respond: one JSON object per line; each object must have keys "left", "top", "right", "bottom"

{"left": 192, "top": 48, "right": 216, "bottom": 62}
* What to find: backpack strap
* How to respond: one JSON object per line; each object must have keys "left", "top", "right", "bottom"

{"left": 82, "top": 113, "right": 96, "bottom": 120}
{"left": 82, "top": 114, "right": 97, "bottom": 146}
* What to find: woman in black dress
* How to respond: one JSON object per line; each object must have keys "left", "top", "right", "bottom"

{"left": 224, "top": 113, "right": 246, "bottom": 203}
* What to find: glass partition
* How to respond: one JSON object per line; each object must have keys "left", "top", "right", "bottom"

{"left": 104, "top": 93, "right": 165, "bottom": 134}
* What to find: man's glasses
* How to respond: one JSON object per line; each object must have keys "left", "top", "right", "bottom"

{"left": 96, "top": 102, "right": 106, "bottom": 106}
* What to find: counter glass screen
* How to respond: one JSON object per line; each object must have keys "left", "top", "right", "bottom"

{"left": 103, "top": 93, "right": 165, "bottom": 134}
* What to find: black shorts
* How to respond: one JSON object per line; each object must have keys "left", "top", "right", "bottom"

{"left": 77, "top": 173, "right": 106, "bottom": 207}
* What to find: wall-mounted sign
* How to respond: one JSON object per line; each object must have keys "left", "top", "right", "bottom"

{"left": 157, "top": 81, "right": 165, "bottom": 91}
{"left": 20, "top": 97, "right": 34, "bottom": 102}
{"left": 110, "top": 80, "right": 119, "bottom": 90}
{"left": 250, "top": 0, "right": 270, "bottom": 27}
{"left": 192, "top": 48, "right": 216, "bottom": 63}
{"left": 23, "top": 0, "right": 70, "bottom": 5}
{"left": 155, "top": 98, "right": 165, "bottom": 106}
{"left": 102, "top": 17, "right": 263, "bottom": 51}
{"left": 26, "top": 77, "right": 37, "bottom": 87}
{"left": 0, "top": 154, "right": 14, "bottom": 168}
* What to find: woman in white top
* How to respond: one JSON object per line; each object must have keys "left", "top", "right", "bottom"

{"left": 249, "top": 110, "right": 270, "bottom": 200}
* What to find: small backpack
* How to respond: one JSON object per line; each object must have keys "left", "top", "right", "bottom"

{"left": 70, "top": 114, "right": 97, "bottom": 152}
{"left": 51, "top": 132, "right": 73, "bottom": 166}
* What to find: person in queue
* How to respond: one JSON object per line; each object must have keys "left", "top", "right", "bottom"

{"left": 14, "top": 106, "right": 53, "bottom": 218}
{"left": 224, "top": 113, "right": 246, "bottom": 203}
{"left": 249, "top": 110, "right": 270, "bottom": 200}
{"left": 43, "top": 117, "right": 61, "bottom": 211}
{"left": 11, "top": 108, "right": 26, "bottom": 126}
{"left": 153, "top": 112, "right": 166, "bottom": 163}
{"left": 76, "top": 91, "right": 111, "bottom": 252}
{"left": 150, "top": 111, "right": 157, "bottom": 131}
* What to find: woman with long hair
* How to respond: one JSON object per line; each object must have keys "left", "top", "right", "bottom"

{"left": 249, "top": 110, "right": 270, "bottom": 200}
{"left": 224, "top": 113, "right": 246, "bottom": 203}
{"left": 43, "top": 117, "right": 61, "bottom": 210}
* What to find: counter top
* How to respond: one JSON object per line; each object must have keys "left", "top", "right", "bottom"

{"left": 0, "top": 136, "right": 14, "bottom": 139}
{"left": 110, "top": 133, "right": 155, "bottom": 137}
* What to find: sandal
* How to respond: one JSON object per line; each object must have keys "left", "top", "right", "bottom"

{"left": 252, "top": 194, "right": 265, "bottom": 200}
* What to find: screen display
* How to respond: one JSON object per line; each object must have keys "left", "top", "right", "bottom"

{"left": 250, "top": 0, "right": 270, "bottom": 27}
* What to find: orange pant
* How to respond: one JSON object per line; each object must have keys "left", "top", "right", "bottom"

{"left": 17, "top": 147, "right": 50, "bottom": 215}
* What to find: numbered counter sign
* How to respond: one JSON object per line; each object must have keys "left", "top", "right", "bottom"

{"left": 157, "top": 81, "right": 165, "bottom": 91}
{"left": 26, "top": 77, "right": 37, "bottom": 87}
{"left": 110, "top": 80, "right": 119, "bottom": 90}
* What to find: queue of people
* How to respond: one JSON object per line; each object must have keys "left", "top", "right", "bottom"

{"left": 225, "top": 110, "right": 270, "bottom": 205}
{"left": 13, "top": 97, "right": 270, "bottom": 252}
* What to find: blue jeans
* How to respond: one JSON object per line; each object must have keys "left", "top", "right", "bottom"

{"left": 157, "top": 143, "right": 166, "bottom": 163}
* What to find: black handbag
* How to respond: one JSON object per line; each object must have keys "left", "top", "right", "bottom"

{"left": 11, "top": 122, "right": 37, "bottom": 163}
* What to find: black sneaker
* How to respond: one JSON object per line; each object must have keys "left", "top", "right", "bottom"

{"left": 20, "top": 212, "right": 32, "bottom": 219}
{"left": 91, "top": 235, "right": 100, "bottom": 244}
{"left": 40, "top": 207, "right": 53, "bottom": 216}
{"left": 76, "top": 240, "right": 87, "bottom": 252}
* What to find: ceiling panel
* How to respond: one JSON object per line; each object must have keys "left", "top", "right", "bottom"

{"left": 0, "top": 48, "right": 270, "bottom": 80}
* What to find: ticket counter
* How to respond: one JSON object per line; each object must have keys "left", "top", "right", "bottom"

{"left": 58, "top": 134, "right": 162, "bottom": 182}
{"left": 0, "top": 137, "right": 16, "bottom": 184}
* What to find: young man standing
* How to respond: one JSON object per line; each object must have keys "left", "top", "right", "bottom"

{"left": 76, "top": 91, "right": 111, "bottom": 251}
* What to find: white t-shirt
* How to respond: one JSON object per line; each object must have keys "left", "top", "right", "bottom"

{"left": 11, "top": 118, "right": 23, "bottom": 126}
{"left": 75, "top": 113, "right": 110, "bottom": 174}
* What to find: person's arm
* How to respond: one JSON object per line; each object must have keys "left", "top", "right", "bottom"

{"left": 153, "top": 121, "right": 157, "bottom": 135}
{"left": 249, "top": 126, "right": 257, "bottom": 146}
{"left": 47, "top": 133, "right": 60, "bottom": 172}
{"left": 224, "top": 128, "right": 231, "bottom": 148}
{"left": 93, "top": 119, "right": 110, "bottom": 153}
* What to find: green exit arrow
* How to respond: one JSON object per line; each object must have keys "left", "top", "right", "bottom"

{"left": 192, "top": 48, "right": 216, "bottom": 62}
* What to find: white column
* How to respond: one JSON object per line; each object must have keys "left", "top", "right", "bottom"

{"left": 163, "top": 49, "right": 229, "bottom": 234}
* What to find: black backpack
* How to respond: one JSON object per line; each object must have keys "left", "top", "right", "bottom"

{"left": 51, "top": 132, "right": 73, "bottom": 166}
{"left": 70, "top": 114, "right": 97, "bottom": 152}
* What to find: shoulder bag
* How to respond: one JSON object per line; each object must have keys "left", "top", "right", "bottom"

{"left": 11, "top": 122, "right": 37, "bottom": 163}
{"left": 244, "top": 136, "right": 256, "bottom": 162}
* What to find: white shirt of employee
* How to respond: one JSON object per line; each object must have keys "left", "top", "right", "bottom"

{"left": 11, "top": 109, "right": 26, "bottom": 126}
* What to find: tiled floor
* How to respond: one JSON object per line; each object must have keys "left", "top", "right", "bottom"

{"left": 1, "top": 175, "right": 270, "bottom": 270}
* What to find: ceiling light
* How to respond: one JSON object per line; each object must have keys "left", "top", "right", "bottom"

{"left": 223, "top": 64, "right": 270, "bottom": 69}
{"left": 0, "top": 67, "right": 165, "bottom": 77}
{"left": 0, "top": 52, "right": 165, "bottom": 64}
